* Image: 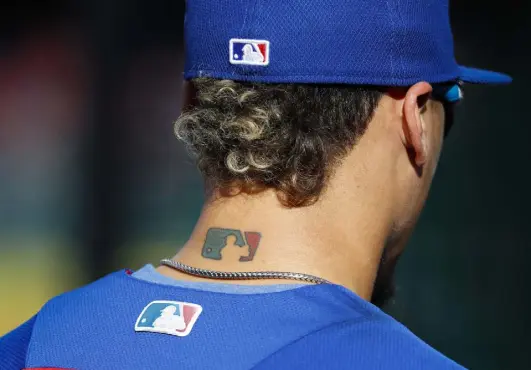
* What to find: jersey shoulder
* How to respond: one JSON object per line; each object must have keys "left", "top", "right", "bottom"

{"left": 0, "top": 315, "right": 38, "bottom": 370}
{"left": 19, "top": 270, "right": 138, "bottom": 368}
{"left": 0, "top": 272, "right": 130, "bottom": 370}
{"left": 252, "top": 316, "right": 466, "bottom": 370}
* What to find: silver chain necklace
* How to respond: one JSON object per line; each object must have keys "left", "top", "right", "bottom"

{"left": 160, "top": 259, "right": 331, "bottom": 285}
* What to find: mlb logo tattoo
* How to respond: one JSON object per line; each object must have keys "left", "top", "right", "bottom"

{"left": 230, "top": 38, "right": 270, "bottom": 66}
{"left": 135, "top": 300, "right": 202, "bottom": 337}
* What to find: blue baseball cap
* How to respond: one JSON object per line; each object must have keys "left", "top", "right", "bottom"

{"left": 183, "top": 0, "right": 511, "bottom": 87}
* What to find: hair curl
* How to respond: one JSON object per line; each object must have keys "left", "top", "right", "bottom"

{"left": 175, "top": 78, "right": 382, "bottom": 207}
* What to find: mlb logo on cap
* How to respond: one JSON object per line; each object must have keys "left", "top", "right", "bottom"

{"left": 135, "top": 300, "right": 203, "bottom": 337}
{"left": 230, "top": 39, "right": 270, "bottom": 66}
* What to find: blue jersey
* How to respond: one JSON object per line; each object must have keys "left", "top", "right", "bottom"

{"left": 0, "top": 268, "right": 465, "bottom": 369}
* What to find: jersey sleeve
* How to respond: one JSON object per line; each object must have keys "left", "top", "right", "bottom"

{"left": 0, "top": 315, "right": 37, "bottom": 370}
{"left": 251, "top": 318, "right": 466, "bottom": 370}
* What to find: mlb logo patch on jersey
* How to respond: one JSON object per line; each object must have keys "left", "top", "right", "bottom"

{"left": 230, "top": 39, "right": 270, "bottom": 66}
{"left": 135, "top": 300, "right": 202, "bottom": 337}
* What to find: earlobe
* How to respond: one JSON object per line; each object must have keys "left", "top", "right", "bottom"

{"left": 402, "top": 82, "right": 433, "bottom": 168}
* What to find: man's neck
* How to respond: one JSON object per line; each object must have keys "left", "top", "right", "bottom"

{"left": 159, "top": 188, "right": 393, "bottom": 301}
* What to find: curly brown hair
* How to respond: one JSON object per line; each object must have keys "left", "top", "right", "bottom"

{"left": 175, "top": 78, "right": 382, "bottom": 207}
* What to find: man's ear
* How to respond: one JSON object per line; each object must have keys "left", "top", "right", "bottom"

{"left": 402, "top": 82, "right": 433, "bottom": 167}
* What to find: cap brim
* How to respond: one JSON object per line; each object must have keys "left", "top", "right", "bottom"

{"left": 458, "top": 66, "right": 512, "bottom": 85}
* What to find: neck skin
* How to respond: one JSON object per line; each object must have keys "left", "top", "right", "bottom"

{"left": 158, "top": 118, "right": 400, "bottom": 301}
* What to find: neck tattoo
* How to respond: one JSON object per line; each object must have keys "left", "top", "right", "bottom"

{"left": 162, "top": 227, "right": 330, "bottom": 285}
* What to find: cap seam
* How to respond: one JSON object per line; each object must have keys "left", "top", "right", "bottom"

{"left": 385, "top": 0, "right": 396, "bottom": 79}
{"left": 239, "top": 0, "right": 253, "bottom": 37}
{"left": 390, "top": 0, "right": 406, "bottom": 79}
{"left": 246, "top": 0, "right": 261, "bottom": 38}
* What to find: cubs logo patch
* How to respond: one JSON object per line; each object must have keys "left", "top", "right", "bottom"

{"left": 135, "top": 300, "right": 202, "bottom": 337}
{"left": 230, "top": 38, "right": 270, "bottom": 66}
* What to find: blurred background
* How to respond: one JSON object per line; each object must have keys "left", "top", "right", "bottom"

{"left": 0, "top": 1, "right": 529, "bottom": 369}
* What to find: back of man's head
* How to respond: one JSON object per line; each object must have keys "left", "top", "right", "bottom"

{"left": 173, "top": 0, "right": 510, "bottom": 305}
{"left": 176, "top": 79, "right": 382, "bottom": 207}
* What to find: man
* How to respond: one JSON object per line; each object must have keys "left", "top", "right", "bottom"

{"left": 0, "top": 0, "right": 511, "bottom": 369}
